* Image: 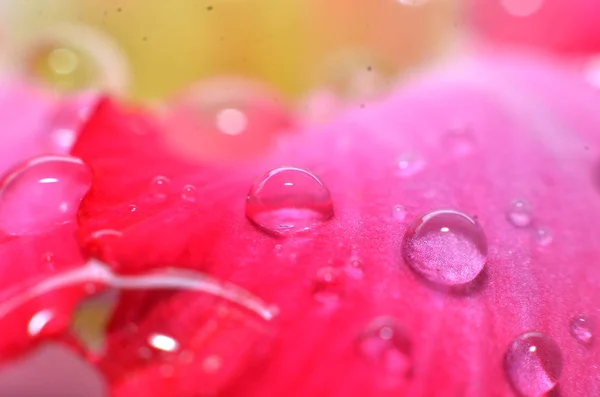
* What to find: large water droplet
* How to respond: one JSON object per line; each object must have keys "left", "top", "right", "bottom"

{"left": 0, "top": 155, "right": 92, "bottom": 235}
{"left": 402, "top": 209, "right": 487, "bottom": 286}
{"left": 504, "top": 332, "right": 563, "bottom": 397}
{"left": 570, "top": 315, "right": 594, "bottom": 345}
{"left": 246, "top": 166, "right": 334, "bottom": 236}
{"left": 356, "top": 317, "right": 412, "bottom": 384}
{"left": 506, "top": 199, "right": 533, "bottom": 228}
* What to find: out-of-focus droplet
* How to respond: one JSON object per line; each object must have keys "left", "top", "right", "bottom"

{"left": 504, "top": 332, "right": 563, "bottom": 397}
{"left": 569, "top": 315, "right": 594, "bottom": 345}
{"left": 19, "top": 23, "right": 129, "bottom": 94}
{"left": 0, "top": 155, "right": 92, "bottom": 235}
{"left": 397, "top": 154, "right": 426, "bottom": 178}
{"left": 500, "top": 0, "right": 544, "bottom": 17}
{"left": 181, "top": 185, "right": 198, "bottom": 202}
{"left": 506, "top": 199, "right": 533, "bottom": 228}
{"left": 312, "top": 267, "right": 343, "bottom": 306}
{"left": 298, "top": 88, "right": 341, "bottom": 124}
{"left": 161, "top": 77, "right": 294, "bottom": 162}
{"left": 402, "top": 209, "right": 488, "bottom": 286}
{"left": 583, "top": 56, "right": 600, "bottom": 89}
{"left": 42, "top": 93, "right": 98, "bottom": 154}
{"left": 345, "top": 256, "right": 364, "bottom": 280}
{"left": 149, "top": 176, "right": 171, "bottom": 200}
{"left": 246, "top": 166, "right": 334, "bottom": 236}
{"left": 392, "top": 205, "right": 407, "bottom": 221}
{"left": 397, "top": 0, "right": 429, "bottom": 6}
{"left": 534, "top": 226, "right": 552, "bottom": 246}
{"left": 442, "top": 126, "right": 476, "bottom": 156}
{"left": 356, "top": 317, "right": 412, "bottom": 387}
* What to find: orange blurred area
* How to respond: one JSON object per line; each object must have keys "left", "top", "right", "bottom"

{"left": 0, "top": 0, "right": 459, "bottom": 101}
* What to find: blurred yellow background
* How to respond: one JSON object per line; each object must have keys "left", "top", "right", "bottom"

{"left": 0, "top": 0, "right": 459, "bottom": 102}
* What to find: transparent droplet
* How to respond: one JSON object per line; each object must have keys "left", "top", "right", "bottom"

{"left": 570, "top": 315, "right": 594, "bottom": 345}
{"left": 149, "top": 176, "right": 171, "bottom": 199}
{"left": 397, "top": 0, "right": 429, "bottom": 6}
{"left": 41, "top": 252, "right": 55, "bottom": 271}
{"left": 504, "top": 332, "right": 563, "bottom": 397}
{"left": 396, "top": 154, "right": 425, "bottom": 178}
{"left": 402, "top": 209, "right": 488, "bottom": 286}
{"left": 506, "top": 199, "right": 533, "bottom": 228}
{"left": 534, "top": 226, "right": 552, "bottom": 246}
{"left": 442, "top": 127, "right": 476, "bottom": 156}
{"left": 246, "top": 166, "right": 334, "bottom": 236}
{"left": 345, "top": 256, "right": 364, "bottom": 280}
{"left": 392, "top": 205, "right": 407, "bottom": 221}
{"left": 162, "top": 77, "right": 292, "bottom": 162}
{"left": 500, "top": 0, "right": 544, "bottom": 17}
{"left": 356, "top": 317, "right": 412, "bottom": 383}
{"left": 181, "top": 185, "right": 197, "bottom": 202}
{"left": 129, "top": 204, "right": 137, "bottom": 212}
{"left": 0, "top": 155, "right": 92, "bottom": 235}
{"left": 312, "top": 267, "right": 343, "bottom": 305}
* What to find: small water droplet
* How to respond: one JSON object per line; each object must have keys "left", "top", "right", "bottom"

{"left": 246, "top": 166, "right": 334, "bottom": 236}
{"left": 312, "top": 267, "right": 343, "bottom": 305}
{"left": 534, "top": 226, "right": 552, "bottom": 246}
{"left": 181, "top": 185, "right": 197, "bottom": 202}
{"left": 41, "top": 252, "right": 55, "bottom": 270}
{"left": 392, "top": 205, "right": 407, "bottom": 221}
{"left": 0, "top": 155, "right": 92, "bottom": 235}
{"left": 345, "top": 256, "right": 364, "bottom": 279}
{"left": 506, "top": 199, "right": 533, "bottom": 228}
{"left": 403, "top": 209, "right": 487, "bottom": 286}
{"left": 398, "top": 0, "right": 429, "bottom": 6}
{"left": 150, "top": 176, "right": 171, "bottom": 199}
{"left": 396, "top": 154, "right": 425, "bottom": 178}
{"left": 356, "top": 317, "right": 412, "bottom": 384}
{"left": 442, "top": 127, "right": 476, "bottom": 156}
{"left": 129, "top": 204, "right": 137, "bottom": 212}
{"left": 504, "top": 332, "right": 563, "bottom": 397}
{"left": 570, "top": 315, "right": 595, "bottom": 345}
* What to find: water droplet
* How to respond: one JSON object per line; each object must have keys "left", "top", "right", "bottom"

{"left": 0, "top": 155, "right": 92, "bottom": 235}
{"left": 148, "top": 333, "right": 180, "bottom": 352}
{"left": 534, "top": 226, "right": 552, "bottom": 246}
{"left": 442, "top": 127, "right": 476, "bottom": 156}
{"left": 356, "top": 317, "right": 412, "bottom": 383}
{"left": 392, "top": 205, "right": 407, "bottom": 221}
{"left": 129, "top": 204, "right": 137, "bottom": 212}
{"left": 570, "top": 315, "right": 594, "bottom": 345}
{"left": 396, "top": 154, "right": 425, "bottom": 177}
{"left": 504, "top": 332, "right": 563, "bottom": 397}
{"left": 246, "top": 166, "right": 334, "bottom": 236}
{"left": 500, "top": 0, "right": 544, "bottom": 17}
{"left": 162, "top": 77, "right": 293, "bottom": 162}
{"left": 403, "top": 209, "right": 487, "bottom": 286}
{"left": 150, "top": 176, "right": 171, "bottom": 199}
{"left": 397, "top": 0, "right": 429, "bottom": 6}
{"left": 181, "top": 185, "right": 197, "bottom": 202}
{"left": 506, "top": 199, "right": 533, "bottom": 228}
{"left": 202, "top": 354, "right": 223, "bottom": 373}
{"left": 345, "top": 256, "right": 364, "bottom": 279}
{"left": 41, "top": 252, "right": 55, "bottom": 271}
{"left": 312, "top": 267, "right": 343, "bottom": 305}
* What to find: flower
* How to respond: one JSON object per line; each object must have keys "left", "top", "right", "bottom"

{"left": 32, "top": 51, "right": 595, "bottom": 396}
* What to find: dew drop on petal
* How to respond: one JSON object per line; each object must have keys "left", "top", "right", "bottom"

{"left": 392, "top": 205, "right": 407, "bottom": 221}
{"left": 149, "top": 176, "right": 171, "bottom": 199}
{"left": 345, "top": 256, "right": 364, "bottom": 280}
{"left": 397, "top": 0, "right": 429, "bottom": 6}
{"left": 569, "top": 315, "right": 594, "bottom": 345}
{"left": 181, "top": 185, "right": 197, "bottom": 202}
{"left": 504, "top": 332, "right": 563, "bottom": 397}
{"left": 396, "top": 154, "right": 425, "bottom": 178}
{"left": 506, "top": 199, "right": 533, "bottom": 228}
{"left": 312, "top": 267, "right": 343, "bottom": 306}
{"left": 356, "top": 317, "right": 412, "bottom": 384}
{"left": 0, "top": 155, "right": 92, "bottom": 235}
{"left": 442, "top": 127, "right": 476, "bottom": 156}
{"left": 402, "top": 209, "right": 487, "bottom": 286}
{"left": 534, "top": 226, "right": 553, "bottom": 246}
{"left": 246, "top": 166, "right": 334, "bottom": 236}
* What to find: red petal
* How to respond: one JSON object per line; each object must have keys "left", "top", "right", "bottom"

{"left": 73, "top": 53, "right": 600, "bottom": 396}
